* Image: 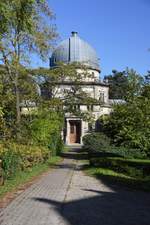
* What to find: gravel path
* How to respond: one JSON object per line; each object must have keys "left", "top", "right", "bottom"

{"left": 0, "top": 150, "right": 150, "bottom": 225}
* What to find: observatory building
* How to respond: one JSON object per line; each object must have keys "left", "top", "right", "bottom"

{"left": 50, "top": 32, "right": 112, "bottom": 145}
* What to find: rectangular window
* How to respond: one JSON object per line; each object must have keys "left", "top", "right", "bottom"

{"left": 87, "top": 105, "right": 93, "bottom": 111}
{"left": 88, "top": 123, "right": 93, "bottom": 132}
{"left": 73, "top": 105, "right": 80, "bottom": 110}
{"left": 99, "top": 92, "right": 105, "bottom": 103}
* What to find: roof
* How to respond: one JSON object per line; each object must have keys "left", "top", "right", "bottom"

{"left": 50, "top": 32, "right": 100, "bottom": 71}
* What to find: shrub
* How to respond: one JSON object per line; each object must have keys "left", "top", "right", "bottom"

{"left": 99, "top": 98, "right": 150, "bottom": 156}
{"left": 17, "top": 145, "right": 50, "bottom": 169}
{"left": 0, "top": 143, "right": 50, "bottom": 179}
{"left": 83, "top": 132, "right": 111, "bottom": 152}
{"left": 48, "top": 133, "right": 63, "bottom": 156}
{"left": 30, "top": 110, "right": 64, "bottom": 155}
{"left": 107, "top": 146, "right": 146, "bottom": 159}
{"left": 83, "top": 132, "right": 146, "bottom": 159}
{"left": 1, "top": 148, "right": 22, "bottom": 179}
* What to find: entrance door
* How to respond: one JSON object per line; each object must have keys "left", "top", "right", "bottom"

{"left": 69, "top": 121, "right": 81, "bottom": 144}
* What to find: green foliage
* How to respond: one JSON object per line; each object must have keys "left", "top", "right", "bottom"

{"left": 0, "top": 0, "right": 57, "bottom": 135}
{"left": 0, "top": 0, "right": 57, "bottom": 59}
{"left": 85, "top": 166, "right": 150, "bottom": 191}
{"left": 1, "top": 148, "right": 21, "bottom": 179}
{"left": 101, "top": 97, "right": 150, "bottom": 155}
{"left": 104, "top": 70, "right": 128, "bottom": 99}
{"left": 83, "top": 132, "right": 111, "bottom": 152}
{"left": 90, "top": 157, "right": 150, "bottom": 178}
{"left": 125, "top": 68, "right": 144, "bottom": 101}
{"left": 104, "top": 68, "right": 143, "bottom": 100}
{"left": 0, "top": 156, "right": 61, "bottom": 198}
{"left": 100, "top": 71, "right": 150, "bottom": 156}
{"left": 33, "top": 63, "right": 99, "bottom": 122}
{"left": 83, "top": 132, "right": 146, "bottom": 159}
{"left": 30, "top": 110, "right": 64, "bottom": 155}
{"left": 0, "top": 142, "right": 50, "bottom": 179}
{"left": 141, "top": 84, "right": 150, "bottom": 99}
{"left": 48, "top": 132, "right": 63, "bottom": 156}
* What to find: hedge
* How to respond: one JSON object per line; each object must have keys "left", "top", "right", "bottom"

{"left": 90, "top": 157, "right": 150, "bottom": 178}
{"left": 83, "top": 132, "right": 146, "bottom": 159}
{"left": 0, "top": 143, "right": 50, "bottom": 179}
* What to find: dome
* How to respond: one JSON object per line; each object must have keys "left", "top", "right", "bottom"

{"left": 50, "top": 32, "right": 100, "bottom": 71}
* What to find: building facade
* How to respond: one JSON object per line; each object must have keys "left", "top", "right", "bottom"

{"left": 50, "top": 32, "right": 112, "bottom": 145}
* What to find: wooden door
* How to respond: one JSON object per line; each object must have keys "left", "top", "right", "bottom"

{"left": 69, "top": 121, "right": 81, "bottom": 144}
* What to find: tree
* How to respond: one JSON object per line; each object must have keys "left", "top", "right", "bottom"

{"left": 125, "top": 68, "right": 144, "bottom": 101}
{"left": 104, "top": 70, "right": 128, "bottom": 99}
{"left": 104, "top": 68, "right": 143, "bottom": 100}
{"left": 100, "top": 84, "right": 150, "bottom": 156}
{"left": 30, "top": 62, "right": 99, "bottom": 123}
{"left": 0, "top": 0, "right": 57, "bottom": 136}
{"left": 142, "top": 71, "right": 150, "bottom": 99}
{"left": 100, "top": 69, "right": 150, "bottom": 155}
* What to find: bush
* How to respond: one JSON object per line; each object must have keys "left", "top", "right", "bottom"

{"left": 83, "top": 132, "right": 111, "bottom": 152}
{"left": 111, "top": 146, "right": 146, "bottom": 159}
{"left": 83, "top": 132, "right": 146, "bottom": 159}
{"left": 30, "top": 110, "right": 64, "bottom": 155}
{"left": 99, "top": 98, "right": 150, "bottom": 156}
{"left": 1, "top": 148, "right": 21, "bottom": 179}
{"left": 48, "top": 133, "right": 63, "bottom": 156}
{"left": 0, "top": 142, "right": 50, "bottom": 179}
{"left": 0, "top": 110, "right": 64, "bottom": 181}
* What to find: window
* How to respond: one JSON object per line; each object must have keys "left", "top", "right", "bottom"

{"left": 91, "top": 72, "right": 95, "bottom": 79}
{"left": 73, "top": 105, "right": 80, "bottom": 110}
{"left": 87, "top": 105, "right": 93, "bottom": 111}
{"left": 99, "top": 92, "right": 105, "bottom": 103}
{"left": 88, "top": 123, "right": 93, "bottom": 132}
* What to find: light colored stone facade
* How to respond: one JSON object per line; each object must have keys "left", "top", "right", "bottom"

{"left": 53, "top": 75, "right": 112, "bottom": 145}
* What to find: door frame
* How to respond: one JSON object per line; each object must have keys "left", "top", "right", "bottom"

{"left": 69, "top": 120, "right": 81, "bottom": 144}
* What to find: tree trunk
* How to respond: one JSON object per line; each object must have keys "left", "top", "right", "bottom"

{"left": 16, "top": 84, "right": 21, "bottom": 125}
{"left": 14, "top": 73, "right": 21, "bottom": 139}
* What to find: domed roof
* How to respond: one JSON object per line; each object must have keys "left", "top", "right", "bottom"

{"left": 50, "top": 32, "right": 100, "bottom": 71}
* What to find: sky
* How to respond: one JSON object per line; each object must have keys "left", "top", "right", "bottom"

{"left": 33, "top": 0, "right": 150, "bottom": 77}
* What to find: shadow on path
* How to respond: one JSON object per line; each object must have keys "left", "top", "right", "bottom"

{"left": 33, "top": 148, "right": 150, "bottom": 225}
{"left": 33, "top": 187, "right": 150, "bottom": 225}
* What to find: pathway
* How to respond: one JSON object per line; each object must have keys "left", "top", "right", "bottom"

{"left": 0, "top": 149, "right": 150, "bottom": 225}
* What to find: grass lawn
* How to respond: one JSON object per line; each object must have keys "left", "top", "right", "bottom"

{"left": 85, "top": 157, "right": 150, "bottom": 191}
{"left": 0, "top": 156, "right": 62, "bottom": 198}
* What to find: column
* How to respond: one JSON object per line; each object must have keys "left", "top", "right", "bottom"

{"left": 80, "top": 119, "right": 84, "bottom": 145}
{"left": 65, "top": 119, "right": 70, "bottom": 145}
